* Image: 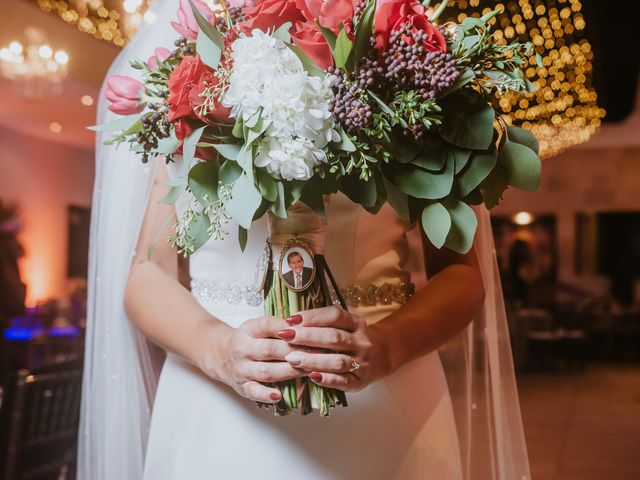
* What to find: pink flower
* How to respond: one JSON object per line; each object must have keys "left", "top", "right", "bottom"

{"left": 171, "top": 0, "right": 215, "bottom": 41}
{"left": 147, "top": 47, "right": 172, "bottom": 69}
{"left": 296, "top": 0, "right": 356, "bottom": 31}
{"left": 374, "top": 0, "right": 446, "bottom": 52}
{"left": 105, "top": 75, "right": 144, "bottom": 115}
{"left": 291, "top": 20, "right": 333, "bottom": 69}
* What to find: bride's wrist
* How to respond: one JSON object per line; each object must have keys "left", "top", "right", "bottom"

{"left": 194, "top": 316, "right": 234, "bottom": 383}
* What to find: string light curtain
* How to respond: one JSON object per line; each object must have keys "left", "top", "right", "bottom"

{"left": 444, "top": 0, "right": 604, "bottom": 158}
{"left": 35, "top": 0, "right": 603, "bottom": 157}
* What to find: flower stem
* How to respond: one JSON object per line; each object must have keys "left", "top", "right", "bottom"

{"left": 429, "top": 1, "right": 451, "bottom": 22}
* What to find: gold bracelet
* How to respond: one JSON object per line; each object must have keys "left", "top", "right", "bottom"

{"left": 343, "top": 281, "right": 415, "bottom": 308}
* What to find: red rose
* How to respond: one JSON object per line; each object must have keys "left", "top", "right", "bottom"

{"left": 167, "top": 55, "right": 208, "bottom": 122}
{"left": 291, "top": 21, "right": 333, "bottom": 70}
{"left": 188, "top": 71, "right": 233, "bottom": 125}
{"left": 240, "top": 0, "right": 304, "bottom": 34}
{"left": 296, "top": 0, "right": 356, "bottom": 33}
{"left": 374, "top": 0, "right": 446, "bottom": 53}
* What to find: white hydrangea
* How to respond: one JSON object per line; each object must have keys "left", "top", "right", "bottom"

{"left": 223, "top": 29, "right": 339, "bottom": 181}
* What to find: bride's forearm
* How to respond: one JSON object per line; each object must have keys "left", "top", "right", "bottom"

{"left": 124, "top": 260, "right": 232, "bottom": 380}
{"left": 370, "top": 263, "right": 485, "bottom": 376}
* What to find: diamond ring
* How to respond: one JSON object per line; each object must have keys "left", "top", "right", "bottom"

{"left": 348, "top": 357, "right": 361, "bottom": 373}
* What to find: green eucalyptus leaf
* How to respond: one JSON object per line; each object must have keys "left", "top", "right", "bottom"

{"left": 183, "top": 126, "right": 206, "bottom": 167}
{"left": 155, "top": 129, "right": 180, "bottom": 155}
{"left": 300, "top": 180, "right": 326, "bottom": 216}
{"left": 338, "top": 127, "right": 357, "bottom": 152}
{"left": 368, "top": 90, "right": 394, "bottom": 116}
{"left": 412, "top": 136, "right": 447, "bottom": 171}
{"left": 188, "top": 0, "right": 224, "bottom": 51}
{"left": 315, "top": 21, "right": 337, "bottom": 50}
{"left": 382, "top": 176, "right": 410, "bottom": 220}
{"left": 479, "top": 163, "right": 509, "bottom": 209}
{"left": 196, "top": 29, "right": 221, "bottom": 69}
{"left": 88, "top": 113, "right": 141, "bottom": 132}
{"left": 256, "top": 168, "right": 278, "bottom": 202}
{"left": 212, "top": 143, "right": 241, "bottom": 161}
{"left": 286, "top": 180, "right": 306, "bottom": 205}
{"left": 334, "top": 27, "right": 353, "bottom": 69}
{"left": 364, "top": 172, "right": 387, "bottom": 215}
{"left": 341, "top": 173, "right": 377, "bottom": 208}
{"left": 441, "top": 99, "right": 495, "bottom": 150}
{"left": 456, "top": 149, "right": 498, "bottom": 196}
{"left": 272, "top": 181, "right": 288, "bottom": 218}
{"left": 238, "top": 226, "right": 248, "bottom": 252}
{"left": 352, "top": 0, "right": 376, "bottom": 62}
{"left": 232, "top": 117, "right": 244, "bottom": 139}
{"left": 392, "top": 154, "right": 454, "bottom": 200}
{"left": 507, "top": 125, "right": 540, "bottom": 155}
{"left": 461, "top": 17, "right": 485, "bottom": 31}
{"left": 421, "top": 202, "right": 451, "bottom": 249}
{"left": 188, "top": 211, "right": 212, "bottom": 251}
{"left": 273, "top": 22, "right": 292, "bottom": 43}
{"left": 236, "top": 145, "right": 254, "bottom": 177}
{"left": 451, "top": 146, "right": 473, "bottom": 174}
{"left": 440, "top": 69, "right": 475, "bottom": 98}
{"left": 218, "top": 160, "right": 243, "bottom": 186}
{"left": 388, "top": 130, "right": 422, "bottom": 163}
{"left": 188, "top": 161, "right": 219, "bottom": 207}
{"left": 287, "top": 44, "right": 325, "bottom": 77}
{"left": 226, "top": 174, "right": 262, "bottom": 229}
{"left": 498, "top": 139, "right": 541, "bottom": 191}
{"left": 443, "top": 199, "right": 477, "bottom": 254}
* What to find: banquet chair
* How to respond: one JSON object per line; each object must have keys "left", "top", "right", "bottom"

{"left": 0, "top": 361, "right": 82, "bottom": 480}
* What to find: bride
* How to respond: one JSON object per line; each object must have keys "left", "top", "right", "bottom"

{"left": 78, "top": 1, "right": 530, "bottom": 479}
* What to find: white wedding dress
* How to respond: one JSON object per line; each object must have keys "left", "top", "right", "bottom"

{"left": 79, "top": 1, "right": 531, "bottom": 478}
{"left": 143, "top": 194, "right": 464, "bottom": 479}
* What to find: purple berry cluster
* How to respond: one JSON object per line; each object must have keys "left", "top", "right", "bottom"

{"left": 383, "top": 25, "right": 460, "bottom": 100}
{"left": 174, "top": 37, "right": 195, "bottom": 58}
{"left": 138, "top": 103, "right": 171, "bottom": 163}
{"left": 328, "top": 66, "right": 373, "bottom": 134}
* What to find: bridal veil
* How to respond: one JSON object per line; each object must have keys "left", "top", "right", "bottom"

{"left": 78, "top": 1, "right": 530, "bottom": 478}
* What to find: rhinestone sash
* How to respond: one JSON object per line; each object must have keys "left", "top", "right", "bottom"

{"left": 191, "top": 279, "right": 415, "bottom": 308}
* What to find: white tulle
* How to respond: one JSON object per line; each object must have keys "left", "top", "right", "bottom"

{"left": 79, "top": 1, "right": 530, "bottom": 478}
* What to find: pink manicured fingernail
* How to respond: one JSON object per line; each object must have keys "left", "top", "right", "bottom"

{"left": 270, "top": 392, "right": 281, "bottom": 401}
{"left": 309, "top": 372, "right": 322, "bottom": 381}
{"left": 277, "top": 329, "right": 296, "bottom": 341}
{"left": 286, "top": 314, "right": 303, "bottom": 325}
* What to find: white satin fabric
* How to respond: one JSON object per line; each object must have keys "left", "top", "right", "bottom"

{"left": 143, "top": 194, "right": 464, "bottom": 479}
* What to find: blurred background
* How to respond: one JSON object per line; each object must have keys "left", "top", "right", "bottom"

{"left": 0, "top": 0, "right": 638, "bottom": 479}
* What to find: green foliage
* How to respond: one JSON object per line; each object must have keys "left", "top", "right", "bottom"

{"left": 421, "top": 202, "right": 451, "bottom": 249}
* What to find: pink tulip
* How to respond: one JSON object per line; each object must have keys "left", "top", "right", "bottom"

{"left": 105, "top": 75, "right": 144, "bottom": 115}
{"left": 170, "top": 0, "right": 215, "bottom": 41}
{"left": 147, "top": 47, "right": 172, "bottom": 69}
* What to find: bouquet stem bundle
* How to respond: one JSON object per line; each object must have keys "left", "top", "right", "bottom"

{"left": 262, "top": 252, "right": 347, "bottom": 416}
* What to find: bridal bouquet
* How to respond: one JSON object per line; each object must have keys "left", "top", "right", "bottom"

{"left": 93, "top": 0, "right": 542, "bottom": 415}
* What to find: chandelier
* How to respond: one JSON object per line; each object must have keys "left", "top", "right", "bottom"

{"left": 0, "top": 28, "right": 69, "bottom": 97}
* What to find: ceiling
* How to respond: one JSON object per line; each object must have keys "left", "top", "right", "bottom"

{"left": 0, "top": 0, "right": 120, "bottom": 149}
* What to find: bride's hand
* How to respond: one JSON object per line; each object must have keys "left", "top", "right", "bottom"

{"left": 279, "top": 306, "right": 390, "bottom": 392}
{"left": 200, "top": 316, "right": 306, "bottom": 404}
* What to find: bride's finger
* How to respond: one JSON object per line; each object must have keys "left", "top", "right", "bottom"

{"left": 278, "top": 326, "right": 353, "bottom": 351}
{"left": 241, "top": 381, "right": 282, "bottom": 403}
{"left": 248, "top": 339, "right": 301, "bottom": 361}
{"left": 307, "top": 372, "right": 358, "bottom": 392}
{"left": 242, "top": 316, "right": 289, "bottom": 339}
{"left": 284, "top": 351, "right": 354, "bottom": 373}
{"left": 245, "top": 361, "right": 306, "bottom": 383}
{"left": 287, "top": 306, "right": 359, "bottom": 332}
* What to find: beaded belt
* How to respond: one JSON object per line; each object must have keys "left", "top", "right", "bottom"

{"left": 191, "top": 279, "right": 414, "bottom": 308}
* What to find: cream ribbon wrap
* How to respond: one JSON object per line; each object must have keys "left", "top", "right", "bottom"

{"left": 267, "top": 199, "right": 329, "bottom": 270}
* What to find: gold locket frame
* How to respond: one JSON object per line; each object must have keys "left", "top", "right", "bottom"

{"left": 278, "top": 237, "right": 317, "bottom": 293}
